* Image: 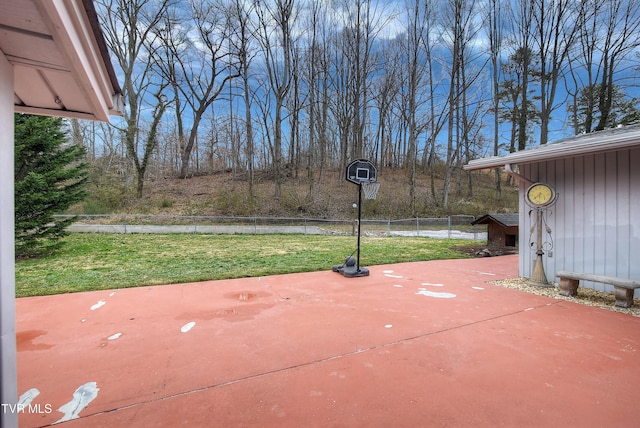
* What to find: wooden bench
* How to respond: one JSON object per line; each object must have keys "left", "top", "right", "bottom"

{"left": 556, "top": 271, "right": 640, "bottom": 308}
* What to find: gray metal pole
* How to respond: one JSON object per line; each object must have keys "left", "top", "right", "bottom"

{"left": 356, "top": 183, "right": 363, "bottom": 272}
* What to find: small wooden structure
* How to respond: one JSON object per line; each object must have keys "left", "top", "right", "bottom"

{"left": 472, "top": 213, "right": 519, "bottom": 248}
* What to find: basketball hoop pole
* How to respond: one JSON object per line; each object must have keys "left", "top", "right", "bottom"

{"left": 356, "top": 182, "right": 363, "bottom": 272}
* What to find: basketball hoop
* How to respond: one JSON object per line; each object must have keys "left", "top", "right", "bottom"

{"left": 362, "top": 181, "right": 380, "bottom": 200}
{"left": 335, "top": 159, "right": 379, "bottom": 278}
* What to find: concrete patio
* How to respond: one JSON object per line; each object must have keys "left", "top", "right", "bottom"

{"left": 15, "top": 255, "right": 640, "bottom": 427}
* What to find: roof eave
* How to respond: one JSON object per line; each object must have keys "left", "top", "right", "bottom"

{"left": 464, "top": 126, "right": 640, "bottom": 172}
{"left": 34, "top": 0, "right": 122, "bottom": 121}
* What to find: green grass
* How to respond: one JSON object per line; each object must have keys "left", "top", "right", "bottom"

{"left": 15, "top": 233, "right": 480, "bottom": 297}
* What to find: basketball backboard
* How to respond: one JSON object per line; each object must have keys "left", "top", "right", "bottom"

{"left": 346, "top": 159, "right": 377, "bottom": 185}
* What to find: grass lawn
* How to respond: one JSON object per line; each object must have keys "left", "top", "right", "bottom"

{"left": 15, "top": 233, "right": 480, "bottom": 297}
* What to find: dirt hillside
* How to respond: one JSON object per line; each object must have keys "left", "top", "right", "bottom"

{"left": 79, "top": 167, "right": 519, "bottom": 220}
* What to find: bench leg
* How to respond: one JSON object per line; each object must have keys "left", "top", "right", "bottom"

{"left": 614, "top": 287, "right": 635, "bottom": 308}
{"left": 558, "top": 278, "right": 579, "bottom": 297}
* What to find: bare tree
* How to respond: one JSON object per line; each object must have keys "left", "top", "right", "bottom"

{"left": 532, "top": 0, "right": 583, "bottom": 144}
{"left": 286, "top": 45, "right": 304, "bottom": 178}
{"left": 97, "top": 0, "right": 174, "bottom": 197}
{"left": 330, "top": 0, "right": 389, "bottom": 168}
{"left": 420, "top": 1, "right": 447, "bottom": 204}
{"left": 485, "top": 0, "right": 504, "bottom": 197}
{"left": 301, "top": 0, "right": 324, "bottom": 191}
{"left": 293, "top": 1, "right": 339, "bottom": 191}
{"left": 371, "top": 42, "right": 400, "bottom": 170}
{"left": 508, "top": 0, "right": 537, "bottom": 152}
{"left": 229, "top": 0, "right": 258, "bottom": 197}
{"left": 402, "top": 0, "right": 430, "bottom": 214}
{"left": 154, "top": 0, "right": 240, "bottom": 179}
{"left": 314, "top": 8, "right": 333, "bottom": 185}
{"left": 328, "top": 25, "right": 353, "bottom": 173}
{"left": 345, "top": 0, "right": 369, "bottom": 161}
{"left": 254, "top": 0, "right": 297, "bottom": 199}
{"left": 570, "top": 0, "right": 640, "bottom": 133}
{"left": 441, "top": 0, "right": 481, "bottom": 208}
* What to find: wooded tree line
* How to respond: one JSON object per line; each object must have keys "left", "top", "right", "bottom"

{"left": 78, "top": 0, "right": 640, "bottom": 210}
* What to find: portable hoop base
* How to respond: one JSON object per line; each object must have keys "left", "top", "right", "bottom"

{"left": 332, "top": 256, "right": 370, "bottom": 278}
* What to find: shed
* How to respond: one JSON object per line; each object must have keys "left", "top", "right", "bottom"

{"left": 472, "top": 214, "right": 519, "bottom": 248}
{"left": 0, "top": 1, "right": 122, "bottom": 424}
{"left": 464, "top": 125, "right": 640, "bottom": 295}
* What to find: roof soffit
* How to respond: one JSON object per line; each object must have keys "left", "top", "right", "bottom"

{"left": 0, "top": 0, "right": 122, "bottom": 121}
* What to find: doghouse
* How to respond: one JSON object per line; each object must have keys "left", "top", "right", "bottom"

{"left": 472, "top": 213, "right": 519, "bottom": 248}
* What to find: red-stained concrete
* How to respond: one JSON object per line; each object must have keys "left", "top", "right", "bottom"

{"left": 14, "top": 255, "right": 640, "bottom": 427}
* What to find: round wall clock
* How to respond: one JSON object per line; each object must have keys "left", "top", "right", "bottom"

{"left": 526, "top": 182, "right": 556, "bottom": 207}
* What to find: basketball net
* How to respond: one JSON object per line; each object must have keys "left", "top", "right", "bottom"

{"left": 362, "top": 182, "right": 380, "bottom": 200}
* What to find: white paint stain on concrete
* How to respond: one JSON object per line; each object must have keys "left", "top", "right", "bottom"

{"left": 90, "top": 300, "right": 106, "bottom": 310}
{"left": 392, "top": 284, "right": 403, "bottom": 288}
{"left": 384, "top": 269, "right": 403, "bottom": 278}
{"left": 385, "top": 324, "right": 393, "bottom": 329}
{"left": 416, "top": 288, "right": 456, "bottom": 299}
{"left": 109, "top": 291, "right": 117, "bottom": 297}
{"left": 18, "top": 388, "right": 40, "bottom": 406}
{"left": 107, "top": 333, "right": 122, "bottom": 340}
{"left": 472, "top": 286, "right": 484, "bottom": 290}
{"left": 55, "top": 382, "right": 99, "bottom": 423}
{"left": 181, "top": 321, "right": 196, "bottom": 333}
{"left": 421, "top": 282, "right": 444, "bottom": 287}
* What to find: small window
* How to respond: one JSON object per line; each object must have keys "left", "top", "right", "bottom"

{"left": 505, "top": 234, "right": 517, "bottom": 247}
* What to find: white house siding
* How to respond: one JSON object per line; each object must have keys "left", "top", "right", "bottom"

{"left": 520, "top": 147, "right": 640, "bottom": 295}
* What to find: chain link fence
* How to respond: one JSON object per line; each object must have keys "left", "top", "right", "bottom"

{"left": 55, "top": 214, "right": 487, "bottom": 241}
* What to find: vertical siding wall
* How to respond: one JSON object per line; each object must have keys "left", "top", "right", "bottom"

{"left": 520, "top": 147, "right": 640, "bottom": 294}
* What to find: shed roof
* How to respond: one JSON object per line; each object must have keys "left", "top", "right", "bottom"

{"left": 1, "top": 0, "right": 123, "bottom": 121}
{"left": 464, "top": 125, "right": 640, "bottom": 171}
{"left": 472, "top": 213, "right": 519, "bottom": 228}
